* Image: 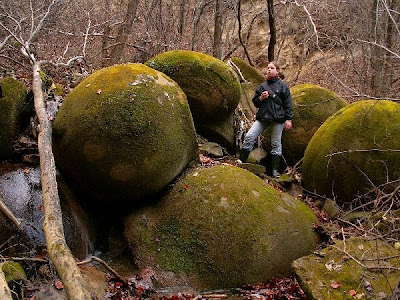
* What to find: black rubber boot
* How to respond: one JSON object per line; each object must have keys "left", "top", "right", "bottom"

{"left": 271, "top": 155, "right": 281, "bottom": 178}
{"left": 239, "top": 149, "right": 250, "bottom": 163}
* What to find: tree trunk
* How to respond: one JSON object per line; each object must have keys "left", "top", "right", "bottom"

{"left": 178, "top": 0, "right": 187, "bottom": 36}
{"left": 213, "top": 0, "right": 223, "bottom": 59}
{"left": 0, "top": 267, "right": 12, "bottom": 300}
{"left": 237, "top": 0, "right": 253, "bottom": 66}
{"left": 32, "top": 62, "right": 91, "bottom": 300}
{"left": 110, "top": 0, "right": 139, "bottom": 64}
{"left": 101, "top": 0, "right": 111, "bottom": 67}
{"left": 267, "top": 0, "right": 276, "bottom": 62}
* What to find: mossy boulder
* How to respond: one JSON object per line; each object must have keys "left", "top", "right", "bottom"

{"left": 53, "top": 64, "right": 198, "bottom": 206}
{"left": 302, "top": 100, "right": 400, "bottom": 203}
{"left": 262, "top": 84, "right": 348, "bottom": 165}
{"left": 293, "top": 237, "right": 400, "bottom": 299}
{"left": 145, "top": 50, "right": 241, "bottom": 125}
{"left": 229, "top": 57, "right": 265, "bottom": 85}
{"left": 124, "top": 165, "right": 318, "bottom": 289}
{"left": 0, "top": 78, "right": 28, "bottom": 159}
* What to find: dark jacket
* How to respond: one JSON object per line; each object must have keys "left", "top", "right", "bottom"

{"left": 252, "top": 78, "right": 293, "bottom": 123}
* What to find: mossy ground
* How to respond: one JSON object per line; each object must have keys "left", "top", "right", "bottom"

{"left": 145, "top": 50, "right": 241, "bottom": 124}
{"left": 0, "top": 78, "right": 27, "bottom": 159}
{"left": 262, "top": 84, "right": 348, "bottom": 166}
{"left": 302, "top": 100, "right": 400, "bottom": 203}
{"left": 293, "top": 237, "right": 400, "bottom": 299}
{"left": 125, "top": 165, "right": 318, "bottom": 289}
{"left": 53, "top": 63, "right": 198, "bottom": 206}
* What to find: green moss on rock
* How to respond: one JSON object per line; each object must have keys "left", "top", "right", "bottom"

{"left": 303, "top": 100, "right": 400, "bottom": 203}
{"left": 53, "top": 63, "right": 198, "bottom": 206}
{"left": 293, "top": 237, "right": 400, "bottom": 299}
{"left": 145, "top": 50, "right": 241, "bottom": 124}
{"left": 0, "top": 78, "right": 28, "bottom": 159}
{"left": 124, "top": 165, "right": 318, "bottom": 289}
{"left": 1, "top": 262, "right": 26, "bottom": 282}
{"left": 262, "top": 84, "right": 348, "bottom": 165}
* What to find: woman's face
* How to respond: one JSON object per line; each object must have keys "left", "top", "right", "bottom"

{"left": 267, "top": 63, "right": 279, "bottom": 78}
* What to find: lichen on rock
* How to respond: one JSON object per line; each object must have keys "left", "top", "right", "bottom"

{"left": 53, "top": 63, "right": 198, "bottom": 207}
{"left": 302, "top": 100, "right": 400, "bottom": 203}
{"left": 124, "top": 165, "right": 318, "bottom": 289}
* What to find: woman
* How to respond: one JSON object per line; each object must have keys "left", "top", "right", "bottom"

{"left": 239, "top": 61, "right": 293, "bottom": 178}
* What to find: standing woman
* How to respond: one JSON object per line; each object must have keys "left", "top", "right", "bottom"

{"left": 239, "top": 61, "right": 293, "bottom": 178}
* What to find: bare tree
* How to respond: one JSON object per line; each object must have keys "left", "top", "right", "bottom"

{"left": 267, "top": 0, "right": 276, "bottom": 61}
{"left": 0, "top": 1, "right": 91, "bottom": 298}
{"left": 213, "top": 0, "right": 223, "bottom": 58}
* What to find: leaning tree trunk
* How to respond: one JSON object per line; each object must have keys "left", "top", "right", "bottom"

{"left": 267, "top": 0, "right": 276, "bottom": 62}
{"left": 32, "top": 62, "right": 91, "bottom": 300}
{"left": 0, "top": 266, "right": 12, "bottom": 300}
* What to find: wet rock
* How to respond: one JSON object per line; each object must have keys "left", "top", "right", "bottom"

{"left": 0, "top": 165, "right": 94, "bottom": 259}
{"left": 125, "top": 165, "right": 318, "bottom": 289}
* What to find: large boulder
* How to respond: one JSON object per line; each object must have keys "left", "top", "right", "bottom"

{"left": 145, "top": 50, "right": 241, "bottom": 150}
{"left": 0, "top": 78, "right": 28, "bottom": 159}
{"left": 262, "top": 84, "right": 348, "bottom": 166}
{"left": 293, "top": 237, "right": 400, "bottom": 299}
{"left": 124, "top": 165, "right": 318, "bottom": 289}
{"left": 302, "top": 100, "right": 400, "bottom": 203}
{"left": 53, "top": 64, "right": 198, "bottom": 207}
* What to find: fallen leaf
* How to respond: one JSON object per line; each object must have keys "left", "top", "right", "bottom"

{"left": 54, "top": 280, "right": 63, "bottom": 290}
{"left": 97, "top": 89, "right": 102, "bottom": 94}
{"left": 85, "top": 83, "right": 90, "bottom": 88}
{"left": 358, "top": 244, "right": 364, "bottom": 250}
{"left": 330, "top": 282, "right": 340, "bottom": 289}
{"left": 394, "top": 242, "right": 400, "bottom": 250}
{"left": 184, "top": 185, "right": 189, "bottom": 190}
{"left": 39, "top": 205, "right": 44, "bottom": 212}
{"left": 349, "top": 289, "right": 357, "bottom": 297}
{"left": 24, "top": 168, "right": 30, "bottom": 174}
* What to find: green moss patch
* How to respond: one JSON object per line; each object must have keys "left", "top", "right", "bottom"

{"left": 262, "top": 84, "right": 348, "bottom": 166}
{"left": 0, "top": 78, "right": 28, "bottom": 159}
{"left": 293, "top": 237, "right": 400, "bottom": 299}
{"left": 125, "top": 165, "right": 318, "bottom": 289}
{"left": 1, "top": 262, "right": 26, "bottom": 282}
{"left": 302, "top": 100, "right": 400, "bottom": 203}
{"left": 53, "top": 63, "right": 198, "bottom": 207}
{"left": 145, "top": 50, "right": 241, "bottom": 124}
{"left": 229, "top": 57, "right": 265, "bottom": 85}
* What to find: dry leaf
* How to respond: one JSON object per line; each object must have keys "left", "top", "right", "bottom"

{"left": 330, "top": 281, "right": 340, "bottom": 289}
{"left": 358, "top": 244, "right": 364, "bottom": 250}
{"left": 54, "top": 280, "right": 64, "bottom": 290}
{"left": 349, "top": 290, "right": 357, "bottom": 297}
{"left": 97, "top": 89, "right": 102, "bottom": 94}
{"left": 85, "top": 83, "right": 90, "bottom": 88}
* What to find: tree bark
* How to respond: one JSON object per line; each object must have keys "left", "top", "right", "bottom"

{"left": 267, "top": 0, "right": 276, "bottom": 62}
{"left": 0, "top": 267, "right": 12, "bottom": 300}
{"left": 32, "top": 62, "right": 91, "bottom": 300}
{"left": 213, "top": 0, "right": 223, "bottom": 59}
{"left": 110, "top": 0, "right": 139, "bottom": 64}
{"left": 237, "top": 0, "right": 253, "bottom": 66}
{"left": 178, "top": 0, "right": 187, "bottom": 36}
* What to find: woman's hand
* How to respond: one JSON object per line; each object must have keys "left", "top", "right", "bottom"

{"left": 284, "top": 120, "right": 292, "bottom": 130}
{"left": 260, "top": 91, "right": 269, "bottom": 101}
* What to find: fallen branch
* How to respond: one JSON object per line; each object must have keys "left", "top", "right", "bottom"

{"left": 78, "top": 256, "right": 131, "bottom": 288}
{"left": 0, "top": 196, "right": 22, "bottom": 230}
{"left": 0, "top": 266, "right": 13, "bottom": 300}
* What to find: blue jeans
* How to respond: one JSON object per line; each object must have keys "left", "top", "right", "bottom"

{"left": 242, "top": 120, "right": 284, "bottom": 155}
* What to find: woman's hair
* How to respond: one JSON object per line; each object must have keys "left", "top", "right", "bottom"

{"left": 269, "top": 61, "right": 285, "bottom": 79}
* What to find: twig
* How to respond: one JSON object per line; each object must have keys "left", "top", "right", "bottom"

{"left": 0, "top": 256, "right": 48, "bottom": 263}
{"left": 0, "top": 196, "right": 22, "bottom": 230}
{"left": 77, "top": 256, "right": 131, "bottom": 288}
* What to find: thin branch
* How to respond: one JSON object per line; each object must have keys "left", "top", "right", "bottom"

{"left": 0, "top": 196, "right": 22, "bottom": 230}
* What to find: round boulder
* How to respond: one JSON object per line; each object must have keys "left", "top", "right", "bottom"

{"left": 0, "top": 78, "right": 28, "bottom": 159}
{"left": 124, "top": 165, "right": 318, "bottom": 289}
{"left": 302, "top": 100, "right": 400, "bottom": 203}
{"left": 262, "top": 84, "right": 348, "bottom": 165}
{"left": 145, "top": 50, "right": 241, "bottom": 124}
{"left": 53, "top": 64, "right": 198, "bottom": 206}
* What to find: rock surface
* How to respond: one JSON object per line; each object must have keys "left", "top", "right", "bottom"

{"left": 53, "top": 63, "right": 198, "bottom": 207}
{"left": 125, "top": 165, "right": 318, "bottom": 289}
{"left": 302, "top": 100, "right": 400, "bottom": 203}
